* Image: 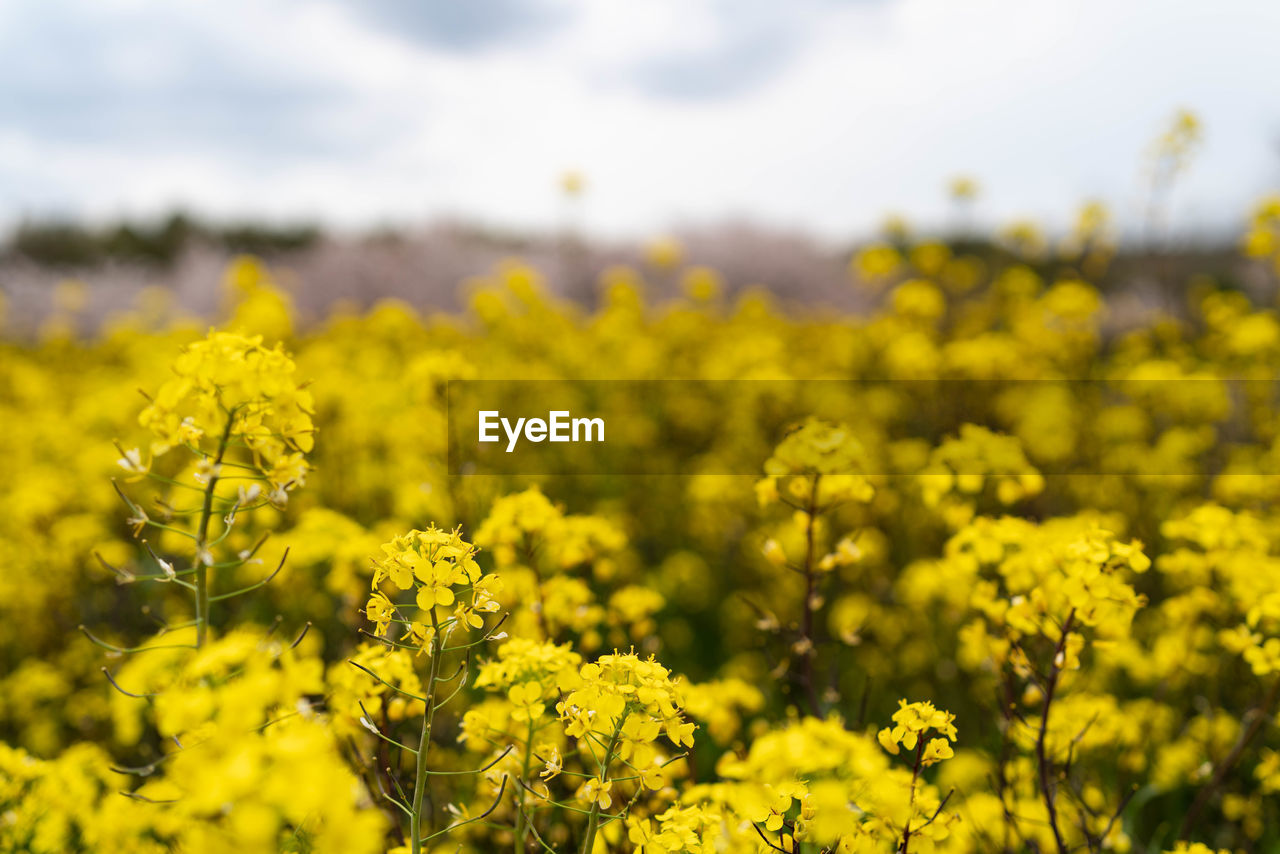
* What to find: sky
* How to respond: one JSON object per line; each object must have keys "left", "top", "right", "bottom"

{"left": 1, "top": 0, "right": 1279, "bottom": 242}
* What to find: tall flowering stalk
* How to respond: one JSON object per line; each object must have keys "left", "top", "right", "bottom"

{"left": 554, "top": 651, "right": 695, "bottom": 854}
{"left": 355, "top": 526, "right": 507, "bottom": 853}
{"left": 73, "top": 330, "right": 379, "bottom": 852}
{"left": 756, "top": 418, "right": 874, "bottom": 717}
{"left": 89, "top": 330, "right": 314, "bottom": 652}
{"left": 878, "top": 700, "right": 958, "bottom": 853}
{"left": 469, "top": 638, "right": 583, "bottom": 853}
{"left": 952, "top": 516, "right": 1150, "bottom": 852}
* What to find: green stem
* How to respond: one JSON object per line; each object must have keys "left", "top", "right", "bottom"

{"left": 411, "top": 611, "right": 445, "bottom": 854}
{"left": 1035, "top": 610, "right": 1075, "bottom": 854}
{"left": 194, "top": 415, "right": 235, "bottom": 648}
{"left": 515, "top": 716, "right": 536, "bottom": 853}
{"left": 901, "top": 739, "right": 925, "bottom": 854}
{"left": 580, "top": 719, "right": 624, "bottom": 854}
{"left": 799, "top": 473, "right": 821, "bottom": 717}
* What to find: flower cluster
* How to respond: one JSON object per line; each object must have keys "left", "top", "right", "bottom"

{"left": 557, "top": 651, "right": 695, "bottom": 780}
{"left": 137, "top": 329, "right": 314, "bottom": 499}
{"left": 366, "top": 526, "right": 502, "bottom": 648}
{"left": 756, "top": 417, "right": 875, "bottom": 511}
{"left": 475, "top": 637, "right": 582, "bottom": 722}
{"left": 472, "top": 486, "right": 626, "bottom": 644}
{"left": 626, "top": 803, "right": 722, "bottom": 854}
{"left": 919, "top": 424, "right": 1044, "bottom": 527}
{"left": 878, "top": 699, "right": 958, "bottom": 766}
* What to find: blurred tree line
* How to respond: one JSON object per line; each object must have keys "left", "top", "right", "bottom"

{"left": 3, "top": 212, "right": 320, "bottom": 267}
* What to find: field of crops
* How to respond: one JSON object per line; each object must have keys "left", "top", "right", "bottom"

{"left": 5, "top": 197, "right": 1280, "bottom": 854}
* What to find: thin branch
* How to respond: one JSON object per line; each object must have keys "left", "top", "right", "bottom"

{"left": 1097, "top": 784, "right": 1138, "bottom": 845}
{"left": 79, "top": 625, "right": 196, "bottom": 654}
{"left": 93, "top": 550, "right": 136, "bottom": 583}
{"left": 519, "top": 805, "right": 559, "bottom": 854}
{"left": 1035, "top": 610, "right": 1075, "bottom": 854}
{"left": 370, "top": 767, "right": 413, "bottom": 818}
{"left": 417, "top": 775, "right": 509, "bottom": 845}
{"left": 424, "top": 745, "right": 515, "bottom": 776}
{"left": 1180, "top": 676, "right": 1280, "bottom": 840}
{"left": 359, "top": 628, "right": 422, "bottom": 651}
{"left": 101, "top": 666, "right": 158, "bottom": 698}
{"left": 346, "top": 659, "right": 430, "bottom": 703}
{"left": 208, "top": 547, "right": 289, "bottom": 601}
{"left": 917, "top": 788, "right": 955, "bottom": 831}
{"left": 357, "top": 700, "right": 419, "bottom": 753}
{"left": 290, "top": 621, "right": 312, "bottom": 649}
{"left": 387, "top": 767, "right": 412, "bottom": 806}
{"left": 751, "top": 822, "right": 791, "bottom": 853}
{"left": 119, "top": 791, "right": 179, "bottom": 804}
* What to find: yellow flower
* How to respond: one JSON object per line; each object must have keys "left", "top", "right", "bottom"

{"left": 540, "top": 746, "right": 562, "bottom": 780}
{"left": 365, "top": 593, "right": 395, "bottom": 635}
{"left": 877, "top": 699, "right": 957, "bottom": 756}
{"left": 580, "top": 775, "right": 613, "bottom": 809}
{"left": 921, "top": 737, "right": 953, "bottom": 766}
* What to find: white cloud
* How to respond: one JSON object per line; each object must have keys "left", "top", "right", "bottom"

{"left": 1, "top": 0, "right": 1278, "bottom": 240}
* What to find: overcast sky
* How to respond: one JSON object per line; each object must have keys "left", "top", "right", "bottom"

{"left": 2, "top": 0, "right": 1279, "bottom": 241}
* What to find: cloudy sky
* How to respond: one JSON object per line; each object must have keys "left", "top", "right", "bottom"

{"left": 1, "top": 0, "right": 1279, "bottom": 241}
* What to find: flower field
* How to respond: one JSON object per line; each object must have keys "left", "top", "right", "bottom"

{"left": 5, "top": 199, "right": 1280, "bottom": 854}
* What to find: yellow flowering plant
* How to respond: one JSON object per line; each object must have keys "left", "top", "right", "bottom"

{"left": 949, "top": 516, "right": 1151, "bottom": 852}
{"left": 755, "top": 417, "right": 876, "bottom": 716}
{"left": 468, "top": 637, "right": 582, "bottom": 850}
{"left": 99, "top": 329, "right": 314, "bottom": 648}
{"left": 72, "top": 330, "right": 386, "bottom": 854}
{"left": 9, "top": 149, "right": 1280, "bottom": 851}
{"left": 353, "top": 526, "right": 508, "bottom": 854}
{"left": 474, "top": 486, "right": 626, "bottom": 645}
{"left": 553, "top": 650, "right": 695, "bottom": 854}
